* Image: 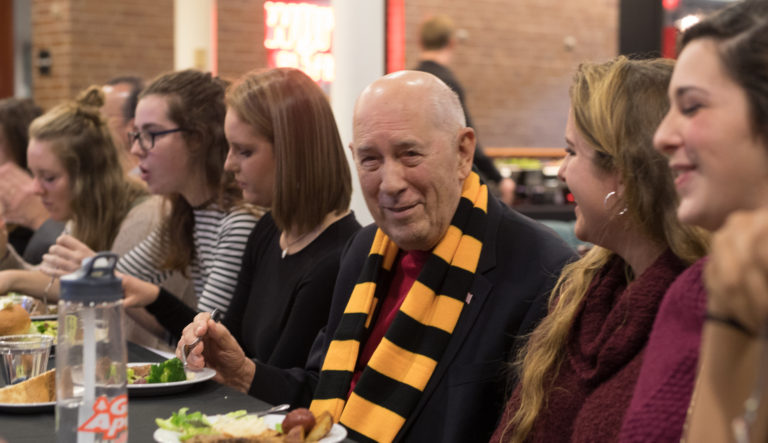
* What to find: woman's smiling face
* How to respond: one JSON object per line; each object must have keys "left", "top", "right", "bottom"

{"left": 558, "top": 108, "right": 620, "bottom": 247}
{"left": 653, "top": 38, "right": 768, "bottom": 231}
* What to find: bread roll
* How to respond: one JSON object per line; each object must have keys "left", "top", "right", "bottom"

{"left": 0, "top": 303, "right": 31, "bottom": 336}
{"left": 0, "top": 369, "right": 55, "bottom": 404}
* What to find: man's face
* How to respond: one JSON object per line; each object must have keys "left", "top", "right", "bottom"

{"left": 101, "top": 83, "right": 134, "bottom": 152}
{"left": 351, "top": 89, "right": 474, "bottom": 251}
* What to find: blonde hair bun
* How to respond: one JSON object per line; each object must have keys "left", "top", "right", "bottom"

{"left": 75, "top": 85, "right": 106, "bottom": 110}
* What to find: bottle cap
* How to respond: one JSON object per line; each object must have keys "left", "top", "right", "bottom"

{"left": 60, "top": 252, "right": 123, "bottom": 303}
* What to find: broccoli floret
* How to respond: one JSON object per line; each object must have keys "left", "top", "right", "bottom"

{"left": 146, "top": 358, "right": 187, "bottom": 383}
{"left": 161, "top": 358, "right": 186, "bottom": 382}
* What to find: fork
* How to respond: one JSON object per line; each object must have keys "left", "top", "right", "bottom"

{"left": 180, "top": 308, "right": 222, "bottom": 367}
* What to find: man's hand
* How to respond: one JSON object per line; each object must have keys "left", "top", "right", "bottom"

{"left": 705, "top": 209, "right": 768, "bottom": 334}
{"left": 178, "top": 313, "right": 255, "bottom": 393}
{"left": 0, "top": 163, "right": 49, "bottom": 230}
{"left": 119, "top": 273, "right": 161, "bottom": 308}
{"left": 40, "top": 235, "right": 95, "bottom": 277}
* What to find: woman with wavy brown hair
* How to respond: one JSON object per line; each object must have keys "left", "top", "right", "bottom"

{"left": 43, "top": 70, "right": 261, "bottom": 340}
{"left": 490, "top": 56, "right": 708, "bottom": 442}
{"left": 0, "top": 87, "right": 170, "bottom": 348}
{"left": 128, "top": 67, "right": 360, "bottom": 372}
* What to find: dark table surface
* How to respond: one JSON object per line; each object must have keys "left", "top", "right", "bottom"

{"left": 0, "top": 343, "right": 275, "bottom": 442}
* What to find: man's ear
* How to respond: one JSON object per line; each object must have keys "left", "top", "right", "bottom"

{"left": 348, "top": 142, "right": 357, "bottom": 160}
{"left": 457, "top": 127, "right": 476, "bottom": 179}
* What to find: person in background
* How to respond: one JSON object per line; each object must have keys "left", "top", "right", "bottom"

{"left": 0, "top": 98, "right": 40, "bottom": 169}
{"left": 0, "top": 86, "right": 171, "bottom": 349}
{"left": 102, "top": 76, "right": 144, "bottom": 176}
{"left": 491, "top": 57, "right": 708, "bottom": 443}
{"left": 414, "top": 14, "right": 516, "bottom": 207}
{"left": 179, "top": 71, "right": 575, "bottom": 442}
{"left": 124, "top": 67, "right": 361, "bottom": 370}
{"left": 43, "top": 70, "right": 260, "bottom": 340}
{"left": 619, "top": 1, "right": 768, "bottom": 441}
{"left": 0, "top": 98, "right": 64, "bottom": 265}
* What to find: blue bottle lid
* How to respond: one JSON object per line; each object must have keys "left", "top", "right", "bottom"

{"left": 60, "top": 252, "right": 123, "bottom": 303}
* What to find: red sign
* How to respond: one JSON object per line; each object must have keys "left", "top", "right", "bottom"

{"left": 663, "top": 0, "right": 680, "bottom": 11}
{"left": 264, "top": 1, "right": 334, "bottom": 83}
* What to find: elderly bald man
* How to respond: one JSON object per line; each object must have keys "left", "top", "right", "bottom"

{"left": 180, "top": 71, "right": 575, "bottom": 442}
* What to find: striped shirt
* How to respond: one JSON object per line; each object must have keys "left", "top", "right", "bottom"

{"left": 117, "top": 205, "right": 259, "bottom": 314}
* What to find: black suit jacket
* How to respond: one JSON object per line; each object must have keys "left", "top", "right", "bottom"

{"left": 250, "top": 196, "right": 575, "bottom": 442}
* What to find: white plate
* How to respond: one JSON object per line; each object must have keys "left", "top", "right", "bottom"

{"left": 153, "top": 413, "right": 347, "bottom": 443}
{"left": 127, "top": 363, "right": 216, "bottom": 397}
{"left": 0, "top": 400, "right": 54, "bottom": 413}
{"left": 30, "top": 313, "right": 57, "bottom": 321}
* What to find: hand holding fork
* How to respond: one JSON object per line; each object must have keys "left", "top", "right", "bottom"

{"left": 180, "top": 308, "right": 222, "bottom": 367}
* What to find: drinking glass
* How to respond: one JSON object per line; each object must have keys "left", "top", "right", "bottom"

{"left": 0, "top": 334, "right": 54, "bottom": 386}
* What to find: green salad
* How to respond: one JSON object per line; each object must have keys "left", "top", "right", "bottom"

{"left": 31, "top": 320, "right": 58, "bottom": 344}
{"left": 156, "top": 408, "right": 247, "bottom": 441}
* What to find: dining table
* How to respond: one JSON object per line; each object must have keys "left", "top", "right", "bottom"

{"left": 0, "top": 342, "right": 352, "bottom": 442}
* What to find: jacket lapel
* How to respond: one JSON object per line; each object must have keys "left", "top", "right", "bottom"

{"left": 396, "top": 196, "right": 502, "bottom": 439}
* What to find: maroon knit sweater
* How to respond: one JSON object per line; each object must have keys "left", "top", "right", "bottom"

{"left": 491, "top": 250, "right": 687, "bottom": 443}
{"left": 618, "top": 258, "right": 707, "bottom": 442}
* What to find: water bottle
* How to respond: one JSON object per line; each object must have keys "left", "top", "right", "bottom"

{"left": 56, "top": 253, "right": 128, "bottom": 443}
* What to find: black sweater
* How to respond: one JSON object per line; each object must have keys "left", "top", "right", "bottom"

{"left": 148, "top": 211, "right": 361, "bottom": 370}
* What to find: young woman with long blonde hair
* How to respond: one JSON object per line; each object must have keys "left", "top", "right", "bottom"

{"left": 491, "top": 57, "right": 708, "bottom": 442}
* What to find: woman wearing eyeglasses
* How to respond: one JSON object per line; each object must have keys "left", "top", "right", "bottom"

{"left": 0, "top": 86, "right": 175, "bottom": 348}
{"left": 128, "top": 68, "right": 361, "bottom": 372}
{"left": 41, "top": 70, "right": 261, "bottom": 340}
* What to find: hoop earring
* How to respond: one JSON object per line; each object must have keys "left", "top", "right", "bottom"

{"left": 604, "top": 191, "right": 628, "bottom": 216}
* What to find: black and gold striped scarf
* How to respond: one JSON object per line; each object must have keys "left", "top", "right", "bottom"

{"left": 310, "top": 171, "right": 488, "bottom": 443}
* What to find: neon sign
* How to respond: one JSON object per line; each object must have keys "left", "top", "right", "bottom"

{"left": 662, "top": 0, "right": 680, "bottom": 11}
{"left": 264, "top": 1, "right": 334, "bottom": 83}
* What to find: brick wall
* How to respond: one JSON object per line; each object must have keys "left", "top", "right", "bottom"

{"left": 32, "top": 0, "right": 173, "bottom": 111}
{"left": 214, "top": 0, "right": 617, "bottom": 147}
{"left": 29, "top": 0, "right": 617, "bottom": 147}
{"left": 405, "top": 0, "right": 618, "bottom": 147}
{"left": 216, "top": 0, "right": 267, "bottom": 82}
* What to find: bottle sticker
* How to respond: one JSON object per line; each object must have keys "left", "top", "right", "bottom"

{"left": 64, "top": 313, "right": 78, "bottom": 342}
{"left": 77, "top": 394, "right": 128, "bottom": 440}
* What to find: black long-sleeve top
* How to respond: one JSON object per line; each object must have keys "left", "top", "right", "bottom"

{"left": 147, "top": 211, "right": 361, "bottom": 370}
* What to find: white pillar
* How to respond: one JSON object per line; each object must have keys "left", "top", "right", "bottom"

{"left": 330, "top": 0, "right": 385, "bottom": 227}
{"left": 13, "top": 0, "right": 32, "bottom": 97}
{"left": 174, "top": 0, "right": 215, "bottom": 72}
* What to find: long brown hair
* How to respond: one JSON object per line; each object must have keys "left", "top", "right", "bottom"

{"left": 28, "top": 86, "right": 147, "bottom": 251}
{"left": 226, "top": 68, "right": 351, "bottom": 234}
{"left": 139, "top": 69, "right": 242, "bottom": 272}
{"left": 500, "top": 57, "right": 709, "bottom": 442}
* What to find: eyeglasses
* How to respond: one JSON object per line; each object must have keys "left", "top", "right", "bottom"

{"left": 128, "top": 128, "right": 185, "bottom": 151}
